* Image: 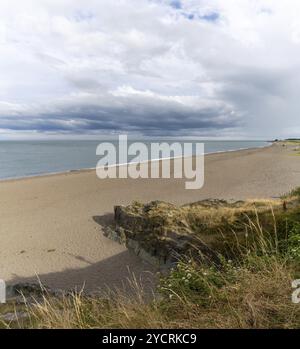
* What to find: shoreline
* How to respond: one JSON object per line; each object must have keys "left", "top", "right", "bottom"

{"left": 0, "top": 143, "right": 271, "bottom": 184}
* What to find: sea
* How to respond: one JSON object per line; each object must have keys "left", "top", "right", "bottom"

{"left": 0, "top": 140, "right": 269, "bottom": 180}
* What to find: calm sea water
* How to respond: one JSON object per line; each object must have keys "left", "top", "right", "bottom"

{"left": 0, "top": 140, "right": 269, "bottom": 180}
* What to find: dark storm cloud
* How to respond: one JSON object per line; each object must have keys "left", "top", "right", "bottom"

{"left": 0, "top": 93, "right": 238, "bottom": 136}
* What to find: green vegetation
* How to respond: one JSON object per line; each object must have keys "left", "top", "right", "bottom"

{"left": 286, "top": 139, "right": 300, "bottom": 143}
{"left": 2, "top": 190, "right": 300, "bottom": 329}
{"left": 283, "top": 138, "right": 300, "bottom": 145}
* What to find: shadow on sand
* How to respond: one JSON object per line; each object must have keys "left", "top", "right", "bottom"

{"left": 8, "top": 214, "right": 157, "bottom": 296}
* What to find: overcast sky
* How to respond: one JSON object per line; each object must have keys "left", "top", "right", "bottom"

{"left": 0, "top": 0, "right": 299, "bottom": 139}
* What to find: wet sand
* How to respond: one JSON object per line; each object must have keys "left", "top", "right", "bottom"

{"left": 0, "top": 142, "right": 299, "bottom": 292}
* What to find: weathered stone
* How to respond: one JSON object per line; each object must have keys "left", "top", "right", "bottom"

{"left": 6, "top": 282, "right": 73, "bottom": 305}
{"left": 110, "top": 200, "right": 220, "bottom": 266}
{"left": 104, "top": 226, "right": 127, "bottom": 244}
{"left": 6, "top": 283, "right": 51, "bottom": 299}
{"left": 0, "top": 311, "right": 29, "bottom": 322}
{"left": 106, "top": 198, "right": 289, "bottom": 267}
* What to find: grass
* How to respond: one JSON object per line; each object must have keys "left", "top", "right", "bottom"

{"left": 282, "top": 139, "right": 300, "bottom": 145}
{"left": 286, "top": 140, "right": 300, "bottom": 144}
{"left": 3, "top": 189, "right": 300, "bottom": 329}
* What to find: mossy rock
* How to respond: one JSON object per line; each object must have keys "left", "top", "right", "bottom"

{"left": 111, "top": 196, "right": 299, "bottom": 266}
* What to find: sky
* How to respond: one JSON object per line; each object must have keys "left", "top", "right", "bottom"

{"left": 0, "top": 0, "right": 299, "bottom": 140}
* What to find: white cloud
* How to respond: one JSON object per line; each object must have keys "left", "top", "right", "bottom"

{"left": 0, "top": 0, "right": 299, "bottom": 138}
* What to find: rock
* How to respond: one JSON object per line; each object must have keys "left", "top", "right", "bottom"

{"left": 110, "top": 200, "right": 224, "bottom": 267}
{"left": 0, "top": 311, "right": 29, "bottom": 322}
{"left": 107, "top": 198, "right": 287, "bottom": 267}
{"left": 6, "top": 283, "right": 51, "bottom": 299}
{"left": 104, "top": 226, "right": 127, "bottom": 244}
{"left": 5, "top": 282, "right": 73, "bottom": 305}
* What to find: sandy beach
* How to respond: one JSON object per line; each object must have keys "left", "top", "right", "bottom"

{"left": 0, "top": 142, "right": 299, "bottom": 292}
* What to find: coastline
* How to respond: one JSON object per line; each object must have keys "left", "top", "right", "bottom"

{"left": 0, "top": 142, "right": 298, "bottom": 293}
{"left": 0, "top": 142, "right": 271, "bottom": 184}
